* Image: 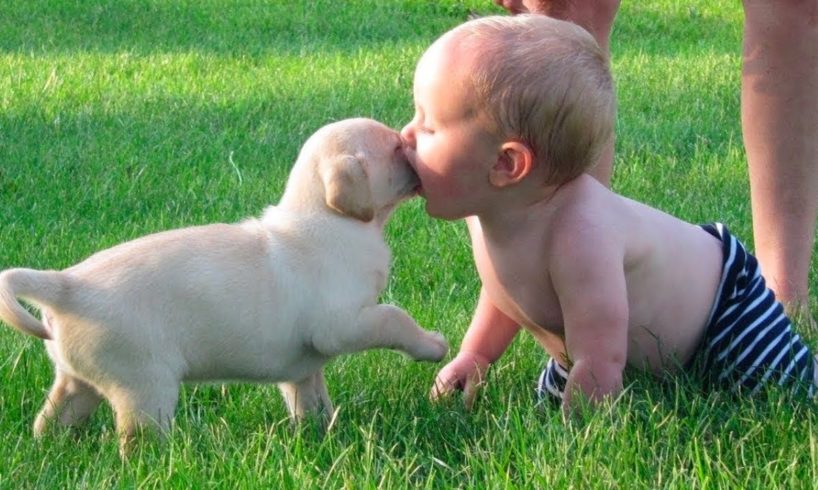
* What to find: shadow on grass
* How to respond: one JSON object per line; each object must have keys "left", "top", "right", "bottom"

{"left": 1, "top": 1, "right": 740, "bottom": 58}
{"left": 0, "top": 0, "right": 479, "bottom": 56}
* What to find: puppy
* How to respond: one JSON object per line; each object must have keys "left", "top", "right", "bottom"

{"left": 0, "top": 117, "right": 448, "bottom": 455}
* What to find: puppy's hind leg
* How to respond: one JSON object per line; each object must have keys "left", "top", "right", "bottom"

{"left": 33, "top": 371, "right": 103, "bottom": 437}
{"left": 278, "top": 370, "right": 333, "bottom": 426}
{"left": 106, "top": 377, "right": 179, "bottom": 458}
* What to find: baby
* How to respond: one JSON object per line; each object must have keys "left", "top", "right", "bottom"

{"left": 399, "top": 14, "right": 818, "bottom": 413}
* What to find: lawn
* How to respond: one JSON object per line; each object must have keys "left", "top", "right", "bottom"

{"left": 1, "top": 0, "right": 817, "bottom": 487}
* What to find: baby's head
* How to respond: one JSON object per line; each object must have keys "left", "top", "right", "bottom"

{"left": 401, "top": 14, "right": 615, "bottom": 219}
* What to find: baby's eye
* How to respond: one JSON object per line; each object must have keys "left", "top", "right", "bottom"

{"left": 418, "top": 125, "right": 434, "bottom": 135}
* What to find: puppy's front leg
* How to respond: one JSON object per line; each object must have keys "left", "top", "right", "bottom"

{"left": 325, "top": 305, "right": 448, "bottom": 361}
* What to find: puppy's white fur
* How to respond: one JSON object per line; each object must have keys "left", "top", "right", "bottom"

{"left": 0, "top": 118, "right": 447, "bottom": 455}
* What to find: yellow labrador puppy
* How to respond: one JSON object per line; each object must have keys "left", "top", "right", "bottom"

{"left": 0, "top": 117, "right": 447, "bottom": 455}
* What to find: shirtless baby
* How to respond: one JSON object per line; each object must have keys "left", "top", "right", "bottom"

{"left": 399, "top": 14, "right": 818, "bottom": 413}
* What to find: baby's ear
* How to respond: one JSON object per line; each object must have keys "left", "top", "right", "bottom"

{"left": 319, "top": 154, "right": 375, "bottom": 222}
{"left": 489, "top": 141, "right": 534, "bottom": 188}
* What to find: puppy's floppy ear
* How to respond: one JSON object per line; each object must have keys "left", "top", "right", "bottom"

{"left": 319, "top": 154, "right": 375, "bottom": 222}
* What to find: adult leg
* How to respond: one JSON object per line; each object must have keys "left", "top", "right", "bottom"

{"left": 742, "top": 0, "right": 818, "bottom": 323}
{"left": 497, "top": 0, "right": 620, "bottom": 185}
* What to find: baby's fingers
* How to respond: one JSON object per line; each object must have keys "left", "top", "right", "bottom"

{"left": 462, "top": 369, "right": 485, "bottom": 411}
{"left": 430, "top": 373, "right": 461, "bottom": 401}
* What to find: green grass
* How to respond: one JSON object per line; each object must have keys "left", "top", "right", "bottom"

{"left": 2, "top": 0, "right": 817, "bottom": 487}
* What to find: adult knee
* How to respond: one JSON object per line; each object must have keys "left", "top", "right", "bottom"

{"left": 743, "top": 0, "right": 818, "bottom": 31}
{"left": 537, "top": 0, "right": 621, "bottom": 51}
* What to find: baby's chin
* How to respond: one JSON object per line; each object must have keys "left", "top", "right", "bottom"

{"left": 423, "top": 200, "right": 467, "bottom": 221}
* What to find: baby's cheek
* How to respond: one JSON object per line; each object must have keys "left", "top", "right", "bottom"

{"left": 415, "top": 158, "right": 465, "bottom": 199}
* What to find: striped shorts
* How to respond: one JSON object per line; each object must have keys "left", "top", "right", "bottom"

{"left": 537, "top": 223, "right": 816, "bottom": 403}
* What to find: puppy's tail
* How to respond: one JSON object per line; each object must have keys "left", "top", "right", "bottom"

{"left": 0, "top": 268, "right": 65, "bottom": 340}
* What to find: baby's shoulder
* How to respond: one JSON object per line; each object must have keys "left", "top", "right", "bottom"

{"left": 547, "top": 211, "right": 620, "bottom": 264}
{"left": 546, "top": 187, "right": 632, "bottom": 263}
{"left": 549, "top": 183, "right": 618, "bottom": 234}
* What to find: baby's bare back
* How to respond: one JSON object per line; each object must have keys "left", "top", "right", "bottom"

{"left": 617, "top": 196, "right": 723, "bottom": 373}
{"left": 473, "top": 175, "right": 724, "bottom": 376}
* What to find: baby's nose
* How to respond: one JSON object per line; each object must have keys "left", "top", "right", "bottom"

{"left": 399, "top": 123, "right": 416, "bottom": 149}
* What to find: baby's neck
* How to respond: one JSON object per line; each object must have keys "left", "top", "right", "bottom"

{"left": 475, "top": 183, "right": 561, "bottom": 242}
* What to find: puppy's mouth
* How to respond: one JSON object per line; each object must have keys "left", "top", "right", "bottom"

{"left": 401, "top": 149, "right": 423, "bottom": 196}
{"left": 409, "top": 166, "right": 422, "bottom": 195}
{"left": 400, "top": 165, "right": 422, "bottom": 198}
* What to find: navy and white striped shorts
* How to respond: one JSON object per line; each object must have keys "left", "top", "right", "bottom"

{"left": 537, "top": 223, "right": 816, "bottom": 403}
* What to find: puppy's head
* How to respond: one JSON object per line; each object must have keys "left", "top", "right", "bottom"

{"left": 285, "top": 118, "right": 419, "bottom": 222}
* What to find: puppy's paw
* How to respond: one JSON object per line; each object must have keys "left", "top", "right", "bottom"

{"left": 412, "top": 331, "right": 449, "bottom": 362}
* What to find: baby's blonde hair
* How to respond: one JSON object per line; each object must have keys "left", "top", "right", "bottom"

{"left": 453, "top": 15, "right": 615, "bottom": 185}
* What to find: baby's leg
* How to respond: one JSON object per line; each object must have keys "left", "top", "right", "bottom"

{"left": 33, "top": 371, "right": 103, "bottom": 436}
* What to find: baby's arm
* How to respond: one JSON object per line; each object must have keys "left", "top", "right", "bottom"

{"left": 550, "top": 224, "right": 629, "bottom": 415}
{"left": 431, "top": 287, "right": 520, "bottom": 408}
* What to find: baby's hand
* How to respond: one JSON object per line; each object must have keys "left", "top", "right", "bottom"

{"left": 430, "top": 351, "right": 490, "bottom": 410}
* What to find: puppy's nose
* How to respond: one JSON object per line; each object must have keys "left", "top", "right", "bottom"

{"left": 399, "top": 123, "right": 416, "bottom": 149}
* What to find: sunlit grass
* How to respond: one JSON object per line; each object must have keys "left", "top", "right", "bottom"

{"left": 1, "top": 0, "right": 816, "bottom": 487}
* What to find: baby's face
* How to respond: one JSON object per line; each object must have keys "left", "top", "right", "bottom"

{"left": 400, "top": 37, "right": 503, "bottom": 220}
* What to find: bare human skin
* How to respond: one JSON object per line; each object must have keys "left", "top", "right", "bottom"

{"left": 494, "top": 0, "right": 619, "bottom": 187}
{"left": 493, "top": 0, "right": 818, "bottom": 325}
{"left": 401, "top": 23, "right": 725, "bottom": 413}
